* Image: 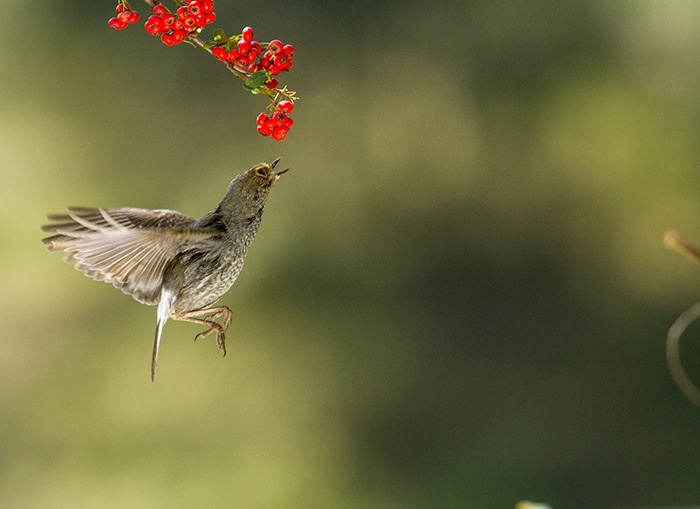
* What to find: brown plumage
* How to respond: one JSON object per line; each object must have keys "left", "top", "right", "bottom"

{"left": 42, "top": 158, "right": 286, "bottom": 380}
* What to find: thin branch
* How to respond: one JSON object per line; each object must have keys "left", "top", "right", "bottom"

{"left": 664, "top": 229, "right": 700, "bottom": 265}
{"left": 667, "top": 300, "right": 700, "bottom": 408}
{"left": 664, "top": 228, "right": 700, "bottom": 407}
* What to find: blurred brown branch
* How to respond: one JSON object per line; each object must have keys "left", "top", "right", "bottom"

{"left": 664, "top": 229, "right": 700, "bottom": 408}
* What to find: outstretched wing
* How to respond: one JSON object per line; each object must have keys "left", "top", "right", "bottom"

{"left": 41, "top": 207, "right": 219, "bottom": 305}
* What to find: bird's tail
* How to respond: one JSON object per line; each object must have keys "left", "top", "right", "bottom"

{"left": 152, "top": 289, "right": 175, "bottom": 381}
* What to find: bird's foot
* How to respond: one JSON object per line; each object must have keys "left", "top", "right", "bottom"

{"left": 176, "top": 306, "right": 232, "bottom": 357}
{"left": 193, "top": 324, "right": 227, "bottom": 357}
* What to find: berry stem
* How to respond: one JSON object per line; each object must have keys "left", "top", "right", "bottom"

{"left": 188, "top": 36, "right": 248, "bottom": 80}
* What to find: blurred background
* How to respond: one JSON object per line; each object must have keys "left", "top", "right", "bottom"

{"left": 2, "top": 1, "right": 700, "bottom": 507}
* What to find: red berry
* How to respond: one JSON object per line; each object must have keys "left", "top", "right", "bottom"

{"left": 257, "top": 124, "right": 273, "bottom": 136}
{"left": 117, "top": 11, "right": 132, "bottom": 23}
{"left": 203, "top": 12, "right": 216, "bottom": 24}
{"left": 226, "top": 49, "right": 239, "bottom": 63}
{"left": 265, "top": 78, "right": 279, "bottom": 89}
{"left": 242, "top": 26, "right": 254, "bottom": 43}
{"left": 200, "top": 0, "right": 214, "bottom": 13}
{"left": 176, "top": 5, "right": 189, "bottom": 20}
{"left": 144, "top": 15, "right": 165, "bottom": 35}
{"left": 162, "top": 13, "right": 175, "bottom": 28}
{"left": 160, "top": 30, "right": 186, "bottom": 46}
{"left": 273, "top": 54, "right": 289, "bottom": 69}
{"left": 188, "top": 1, "right": 201, "bottom": 15}
{"left": 191, "top": 13, "right": 204, "bottom": 27}
{"left": 161, "top": 32, "right": 175, "bottom": 46}
{"left": 211, "top": 46, "right": 228, "bottom": 61}
{"left": 256, "top": 112, "right": 269, "bottom": 126}
{"left": 237, "top": 39, "right": 250, "bottom": 56}
{"left": 272, "top": 125, "right": 289, "bottom": 141}
{"left": 116, "top": 4, "right": 126, "bottom": 13}
{"left": 276, "top": 100, "right": 294, "bottom": 114}
{"left": 172, "top": 29, "right": 187, "bottom": 44}
{"left": 184, "top": 17, "right": 196, "bottom": 30}
{"left": 152, "top": 5, "right": 168, "bottom": 17}
{"left": 235, "top": 57, "right": 248, "bottom": 68}
{"left": 283, "top": 44, "right": 294, "bottom": 60}
{"left": 108, "top": 16, "right": 127, "bottom": 30}
{"left": 127, "top": 10, "right": 140, "bottom": 23}
{"left": 268, "top": 40, "right": 283, "bottom": 54}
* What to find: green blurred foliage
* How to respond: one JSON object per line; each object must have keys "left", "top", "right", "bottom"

{"left": 2, "top": 1, "right": 700, "bottom": 507}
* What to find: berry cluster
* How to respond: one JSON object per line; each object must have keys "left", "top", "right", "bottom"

{"left": 144, "top": 1, "right": 216, "bottom": 46}
{"left": 256, "top": 100, "right": 294, "bottom": 141}
{"left": 108, "top": 3, "right": 140, "bottom": 30}
{"left": 211, "top": 26, "right": 295, "bottom": 76}
{"left": 106, "top": 0, "right": 298, "bottom": 141}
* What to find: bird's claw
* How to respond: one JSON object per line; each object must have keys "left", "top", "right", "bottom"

{"left": 193, "top": 327, "right": 214, "bottom": 342}
{"left": 193, "top": 325, "right": 227, "bottom": 357}
{"left": 217, "top": 334, "right": 227, "bottom": 357}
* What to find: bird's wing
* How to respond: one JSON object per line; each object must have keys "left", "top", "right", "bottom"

{"left": 42, "top": 207, "right": 220, "bottom": 305}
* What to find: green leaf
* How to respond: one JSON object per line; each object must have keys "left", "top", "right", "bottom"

{"left": 243, "top": 71, "right": 269, "bottom": 90}
{"left": 212, "top": 28, "right": 226, "bottom": 43}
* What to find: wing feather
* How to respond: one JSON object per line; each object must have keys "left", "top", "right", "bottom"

{"left": 42, "top": 207, "right": 220, "bottom": 305}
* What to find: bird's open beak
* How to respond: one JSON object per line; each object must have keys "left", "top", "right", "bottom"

{"left": 269, "top": 157, "right": 288, "bottom": 181}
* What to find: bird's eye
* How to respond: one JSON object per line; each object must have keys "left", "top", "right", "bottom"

{"left": 256, "top": 167, "right": 267, "bottom": 177}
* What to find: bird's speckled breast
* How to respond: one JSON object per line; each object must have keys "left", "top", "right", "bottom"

{"left": 172, "top": 253, "right": 247, "bottom": 313}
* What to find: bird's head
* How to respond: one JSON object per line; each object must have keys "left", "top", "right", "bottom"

{"left": 217, "top": 158, "right": 288, "bottom": 225}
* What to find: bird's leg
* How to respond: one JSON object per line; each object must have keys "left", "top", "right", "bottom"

{"left": 172, "top": 306, "right": 232, "bottom": 356}
{"left": 176, "top": 314, "right": 227, "bottom": 356}
{"left": 202, "top": 306, "right": 233, "bottom": 331}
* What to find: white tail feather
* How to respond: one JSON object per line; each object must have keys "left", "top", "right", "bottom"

{"left": 152, "top": 289, "right": 175, "bottom": 381}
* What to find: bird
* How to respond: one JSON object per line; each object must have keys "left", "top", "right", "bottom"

{"left": 41, "top": 158, "right": 287, "bottom": 381}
